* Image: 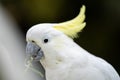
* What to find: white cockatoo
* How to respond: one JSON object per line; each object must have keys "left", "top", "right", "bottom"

{"left": 26, "top": 5, "right": 120, "bottom": 80}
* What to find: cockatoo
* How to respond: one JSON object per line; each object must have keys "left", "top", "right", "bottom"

{"left": 26, "top": 5, "right": 120, "bottom": 80}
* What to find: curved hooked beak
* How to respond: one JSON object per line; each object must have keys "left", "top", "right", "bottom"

{"left": 26, "top": 42, "right": 44, "bottom": 62}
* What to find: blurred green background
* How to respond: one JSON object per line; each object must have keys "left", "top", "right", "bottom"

{"left": 0, "top": 0, "right": 120, "bottom": 75}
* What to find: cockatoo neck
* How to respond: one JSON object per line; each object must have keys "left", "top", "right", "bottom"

{"left": 40, "top": 35, "right": 88, "bottom": 69}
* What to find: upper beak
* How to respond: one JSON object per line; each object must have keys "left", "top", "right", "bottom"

{"left": 26, "top": 42, "right": 44, "bottom": 62}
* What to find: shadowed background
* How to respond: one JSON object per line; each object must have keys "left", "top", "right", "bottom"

{"left": 0, "top": 0, "right": 120, "bottom": 79}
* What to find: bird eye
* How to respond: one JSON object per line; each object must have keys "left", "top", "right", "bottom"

{"left": 44, "top": 39, "right": 48, "bottom": 43}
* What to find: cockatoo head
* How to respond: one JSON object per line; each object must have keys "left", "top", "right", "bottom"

{"left": 26, "top": 5, "right": 86, "bottom": 64}
{"left": 26, "top": 23, "right": 65, "bottom": 61}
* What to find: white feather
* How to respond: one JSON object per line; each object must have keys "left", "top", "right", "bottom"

{"left": 26, "top": 24, "right": 120, "bottom": 80}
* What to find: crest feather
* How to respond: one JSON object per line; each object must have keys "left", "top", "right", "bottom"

{"left": 54, "top": 5, "right": 86, "bottom": 38}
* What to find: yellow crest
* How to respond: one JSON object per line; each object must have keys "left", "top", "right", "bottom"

{"left": 54, "top": 5, "right": 86, "bottom": 38}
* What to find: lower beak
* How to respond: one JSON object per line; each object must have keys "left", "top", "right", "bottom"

{"left": 26, "top": 42, "right": 44, "bottom": 61}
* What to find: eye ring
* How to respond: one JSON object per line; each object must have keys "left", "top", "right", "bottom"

{"left": 44, "top": 39, "right": 48, "bottom": 43}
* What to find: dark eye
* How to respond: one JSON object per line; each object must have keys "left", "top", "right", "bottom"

{"left": 44, "top": 39, "right": 48, "bottom": 43}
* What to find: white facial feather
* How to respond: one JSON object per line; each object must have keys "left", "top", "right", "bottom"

{"left": 26, "top": 23, "right": 86, "bottom": 68}
{"left": 27, "top": 23, "right": 61, "bottom": 44}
